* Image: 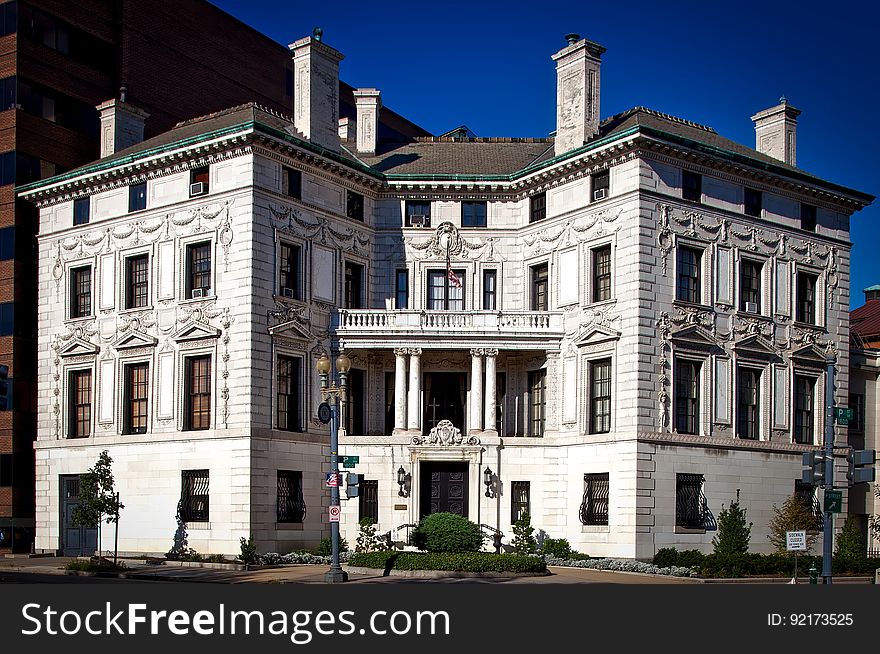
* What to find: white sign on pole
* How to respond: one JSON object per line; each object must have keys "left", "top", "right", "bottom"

{"left": 786, "top": 530, "right": 807, "bottom": 551}
{"left": 329, "top": 506, "right": 341, "bottom": 523}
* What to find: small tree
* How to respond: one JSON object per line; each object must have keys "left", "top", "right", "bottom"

{"left": 239, "top": 534, "right": 258, "bottom": 565}
{"left": 835, "top": 515, "right": 866, "bottom": 561}
{"left": 71, "top": 450, "right": 124, "bottom": 564}
{"left": 767, "top": 494, "right": 819, "bottom": 553}
{"left": 511, "top": 512, "right": 537, "bottom": 555}
{"left": 355, "top": 517, "right": 389, "bottom": 553}
{"left": 871, "top": 486, "right": 880, "bottom": 545}
{"left": 712, "top": 499, "right": 752, "bottom": 555}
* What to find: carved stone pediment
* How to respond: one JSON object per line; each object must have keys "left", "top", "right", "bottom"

{"left": 733, "top": 334, "right": 778, "bottom": 361}
{"left": 573, "top": 325, "right": 620, "bottom": 347}
{"left": 790, "top": 344, "right": 829, "bottom": 369}
{"left": 58, "top": 337, "right": 99, "bottom": 357}
{"left": 173, "top": 321, "right": 220, "bottom": 343}
{"left": 411, "top": 420, "right": 480, "bottom": 446}
{"left": 670, "top": 325, "right": 718, "bottom": 352}
{"left": 113, "top": 330, "right": 158, "bottom": 350}
{"left": 268, "top": 319, "right": 313, "bottom": 341}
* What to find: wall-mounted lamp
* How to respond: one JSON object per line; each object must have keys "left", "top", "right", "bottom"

{"left": 484, "top": 467, "right": 494, "bottom": 498}
{"left": 397, "top": 466, "right": 408, "bottom": 497}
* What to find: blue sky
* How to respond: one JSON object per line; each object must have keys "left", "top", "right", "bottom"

{"left": 212, "top": 0, "right": 878, "bottom": 309}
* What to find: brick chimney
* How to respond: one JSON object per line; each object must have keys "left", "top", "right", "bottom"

{"left": 289, "top": 31, "right": 344, "bottom": 152}
{"left": 751, "top": 98, "right": 800, "bottom": 166}
{"left": 552, "top": 33, "right": 606, "bottom": 157}
{"left": 353, "top": 88, "right": 381, "bottom": 154}
{"left": 97, "top": 89, "right": 149, "bottom": 158}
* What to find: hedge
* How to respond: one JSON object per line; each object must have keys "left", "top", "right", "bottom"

{"left": 653, "top": 548, "right": 880, "bottom": 578}
{"left": 348, "top": 551, "right": 546, "bottom": 573}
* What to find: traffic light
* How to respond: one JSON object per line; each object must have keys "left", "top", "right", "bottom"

{"left": 346, "top": 473, "right": 363, "bottom": 499}
{"left": 802, "top": 451, "right": 826, "bottom": 485}
{"left": 0, "top": 364, "right": 8, "bottom": 411}
{"left": 846, "top": 449, "right": 876, "bottom": 485}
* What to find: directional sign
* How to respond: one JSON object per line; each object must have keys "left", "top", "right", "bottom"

{"left": 834, "top": 407, "right": 854, "bottom": 426}
{"left": 328, "top": 506, "right": 341, "bottom": 523}
{"left": 823, "top": 489, "right": 843, "bottom": 513}
{"left": 340, "top": 455, "right": 360, "bottom": 468}
{"left": 786, "top": 531, "right": 807, "bottom": 551}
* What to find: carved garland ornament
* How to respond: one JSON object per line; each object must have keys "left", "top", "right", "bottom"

{"left": 411, "top": 419, "right": 480, "bottom": 446}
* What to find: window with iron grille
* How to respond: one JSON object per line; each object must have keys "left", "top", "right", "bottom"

{"left": 483, "top": 269, "right": 497, "bottom": 310}
{"left": 736, "top": 367, "right": 760, "bottom": 440}
{"left": 179, "top": 470, "right": 209, "bottom": 522}
{"left": 129, "top": 182, "right": 147, "bottom": 212}
{"left": 346, "top": 190, "right": 364, "bottom": 221}
{"left": 592, "top": 246, "right": 611, "bottom": 302}
{"left": 396, "top": 269, "right": 409, "bottom": 309}
{"left": 794, "top": 479, "right": 823, "bottom": 532}
{"left": 796, "top": 272, "right": 817, "bottom": 324}
{"left": 345, "top": 261, "right": 364, "bottom": 309}
{"left": 461, "top": 201, "right": 487, "bottom": 227}
{"left": 531, "top": 263, "right": 548, "bottom": 311}
{"left": 510, "top": 481, "right": 530, "bottom": 524}
{"left": 184, "top": 355, "right": 211, "bottom": 430}
{"left": 675, "top": 473, "right": 705, "bottom": 529}
{"left": 279, "top": 242, "right": 302, "bottom": 299}
{"left": 186, "top": 242, "right": 211, "bottom": 297}
{"left": 682, "top": 170, "right": 702, "bottom": 202}
{"left": 529, "top": 193, "right": 546, "bottom": 223}
{"left": 793, "top": 376, "right": 815, "bottom": 444}
{"left": 125, "top": 255, "right": 149, "bottom": 309}
{"left": 359, "top": 479, "right": 379, "bottom": 524}
{"left": 676, "top": 247, "right": 701, "bottom": 304}
{"left": 277, "top": 470, "right": 305, "bottom": 523}
{"left": 674, "top": 359, "right": 700, "bottom": 435}
{"left": 744, "top": 187, "right": 762, "bottom": 217}
{"left": 739, "top": 259, "right": 761, "bottom": 312}
{"left": 528, "top": 369, "right": 546, "bottom": 437}
{"left": 276, "top": 355, "right": 301, "bottom": 432}
{"left": 800, "top": 203, "right": 816, "bottom": 232}
{"left": 70, "top": 266, "right": 91, "bottom": 318}
{"left": 282, "top": 167, "right": 301, "bottom": 200}
{"left": 405, "top": 200, "right": 431, "bottom": 227}
{"left": 589, "top": 359, "right": 611, "bottom": 434}
{"left": 123, "top": 363, "right": 148, "bottom": 435}
{"left": 68, "top": 370, "right": 91, "bottom": 438}
{"left": 580, "top": 473, "right": 609, "bottom": 525}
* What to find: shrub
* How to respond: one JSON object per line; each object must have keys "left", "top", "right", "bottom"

{"left": 65, "top": 558, "right": 127, "bottom": 573}
{"left": 348, "top": 551, "right": 546, "bottom": 574}
{"left": 355, "top": 517, "right": 389, "bottom": 553}
{"left": 835, "top": 515, "right": 866, "bottom": 561}
{"left": 713, "top": 500, "right": 752, "bottom": 555}
{"left": 239, "top": 534, "right": 258, "bottom": 565}
{"left": 317, "top": 536, "right": 349, "bottom": 556}
{"left": 652, "top": 547, "right": 679, "bottom": 568}
{"left": 652, "top": 548, "right": 704, "bottom": 568}
{"left": 409, "top": 513, "right": 484, "bottom": 553}
{"left": 541, "top": 537, "right": 572, "bottom": 559}
{"left": 511, "top": 512, "right": 537, "bottom": 555}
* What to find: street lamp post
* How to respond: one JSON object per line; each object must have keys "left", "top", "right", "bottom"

{"left": 316, "top": 352, "right": 351, "bottom": 584}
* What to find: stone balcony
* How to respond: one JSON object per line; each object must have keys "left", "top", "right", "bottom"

{"left": 334, "top": 309, "right": 565, "bottom": 350}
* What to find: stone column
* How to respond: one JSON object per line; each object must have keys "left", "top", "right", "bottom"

{"left": 393, "top": 348, "right": 408, "bottom": 432}
{"left": 407, "top": 348, "right": 422, "bottom": 432}
{"left": 484, "top": 349, "right": 498, "bottom": 434}
{"left": 470, "top": 349, "right": 484, "bottom": 433}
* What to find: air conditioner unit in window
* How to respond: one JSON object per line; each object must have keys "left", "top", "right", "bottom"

{"left": 191, "top": 288, "right": 206, "bottom": 299}
{"left": 190, "top": 182, "right": 206, "bottom": 197}
{"left": 409, "top": 214, "right": 428, "bottom": 227}
{"left": 744, "top": 301, "right": 759, "bottom": 314}
{"left": 281, "top": 287, "right": 295, "bottom": 299}
{"left": 593, "top": 188, "right": 607, "bottom": 201}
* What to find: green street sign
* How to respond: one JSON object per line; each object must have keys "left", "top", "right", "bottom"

{"left": 340, "top": 455, "right": 360, "bottom": 468}
{"left": 834, "top": 407, "right": 854, "bottom": 426}
{"left": 823, "top": 489, "right": 843, "bottom": 513}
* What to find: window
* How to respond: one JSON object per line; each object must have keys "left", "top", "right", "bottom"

{"left": 276, "top": 356, "right": 301, "bottom": 432}
{"left": 739, "top": 259, "right": 761, "bottom": 312}
{"left": 184, "top": 356, "right": 211, "bottom": 430}
{"left": 794, "top": 479, "right": 823, "bottom": 532}
{"left": 592, "top": 246, "right": 611, "bottom": 302}
{"left": 461, "top": 201, "right": 487, "bottom": 228}
{"left": 125, "top": 255, "right": 149, "bottom": 309}
{"left": 796, "top": 272, "right": 817, "bottom": 324}
{"left": 676, "top": 247, "right": 701, "bottom": 304}
{"left": 427, "top": 269, "right": 465, "bottom": 310}
{"left": 405, "top": 201, "right": 431, "bottom": 227}
{"left": 580, "top": 473, "right": 609, "bottom": 525}
{"left": 528, "top": 369, "right": 546, "bottom": 437}
{"left": 190, "top": 166, "right": 209, "bottom": 196}
{"left": 282, "top": 166, "right": 301, "bottom": 200}
{"left": 849, "top": 393, "right": 865, "bottom": 434}
{"left": 396, "top": 269, "right": 409, "bottom": 309}
{"left": 0, "top": 2, "right": 16, "bottom": 38}
{"left": 529, "top": 193, "right": 546, "bottom": 223}
{"left": 179, "top": 470, "right": 209, "bottom": 522}
{"left": 794, "top": 376, "right": 815, "bottom": 445}
{"left": 279, "top": 242, "right": 302, "bottom": 299}
{"left": 70, "top": 266, "right": 92, "bottom": 318}
{"left": 68, "top": 370, "right": 91, "bottom": 438}
{"left": 744, "top": 187, "right": 762, "bottom": 217}
{"left": 185, "top": 242, "right": 211, "bottom": 298}
{"left": 736, "top": 368, "right": 760, "bottom": 440}
{"left": 682, "top": 170, "right": 702, "bottom": 202}
{"left": 531, "top": 263, "right": 548, "bottom": 311}
{"left": 123, "top": 363, "right": 149, "bottom": 435}
{"left": 591, "top": 170, "right": 609, "bottom": 201}
{"left": 73, "top": 197, "right": 89, "bottom": 225}
{"left": 510, "top": 481, "right": 530, "bottom": 523}
{"left": 344, "top": 261, "right": 364, "bottom": 309}
{"left": 483, "top": 269, "right": 497, "bottom": 310}
{"left": 20, "top": 5, "right": 114, "bottom": 71}
{"left": 495, "top": 372, "right": 506, "bottom": 434}
{"left": 0, "top": 454, "right": 11, "bottom": 487}
{"left": 0, "top": 302, "right": 12, "bottom": 336}
{"left": 590, "top": 359, "right": 611, "bottom": 434}
{"left": 359, "top": 479, "right": 379, "bottom": 524}
{"left": 674, "top": 359, "right": 700, "bottom": 435}
{"left": 346, "top": 190, "right": 364, "bottom": 221}
{"left": 0, "top": 226, "right": 14, "bottom": 260}
{"left": 129, "top": 182, "right": 147, "bottom": 212}
{"left": 277, "top": 471, "right": 305, "bottom": 523}
{"left": 384, "top": 372, "right": 395, "bottom": 434}
{"left": 801, "top": 203, "right": 816, "bottom": 232}
{"left": 345, "top": 369, "right": 365, "bottom": 435}
{"left": 675, "top": 473, "right": 705, "bottom": 529}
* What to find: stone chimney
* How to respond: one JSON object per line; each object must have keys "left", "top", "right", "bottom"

{"left": 552, "top": 33, "right": 606, "bottom": 157}
{"left": 289, "top": 30, "right": 344, "bottom": 152}
{"left": 338, "top": 117, "right": 356, "bottom": 142}
{"left": 354, "top": 88, "right": 381, "bottom": 154}
{"left": 751, "top": 98, "right": 800, "bottom": 166}
{"left": 97, "top": 89, "right": 149, "bottom": 158}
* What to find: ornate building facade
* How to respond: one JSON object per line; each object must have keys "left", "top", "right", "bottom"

{"left": 20, "top": 34, "right": 873, "bottom": 558}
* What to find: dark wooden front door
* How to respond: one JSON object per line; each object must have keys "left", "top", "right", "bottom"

{"left": 60, "top": 475, "right": 97, "bottom": 556}
{"left": 420, "top": 462, "right": 468, "bottom": 518}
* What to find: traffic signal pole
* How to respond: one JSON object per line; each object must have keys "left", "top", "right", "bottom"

{"left": 821, "top": 356, "right": 835, "bottom": 585}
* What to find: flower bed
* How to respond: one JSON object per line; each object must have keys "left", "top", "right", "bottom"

{"left": 543, "top": 555, "right": 696, "bottom": 577}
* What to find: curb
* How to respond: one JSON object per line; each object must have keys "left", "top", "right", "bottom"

{"left": 344, "top": 565, "right": 550, "bottom": 578}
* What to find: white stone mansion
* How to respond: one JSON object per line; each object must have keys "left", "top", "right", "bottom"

{"left": 19, "top": 34, "right": 873, "bottom": 558}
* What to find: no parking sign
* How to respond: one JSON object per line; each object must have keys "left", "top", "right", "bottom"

{"left": 329, "top": 506, "right": 341, "bottom": 523}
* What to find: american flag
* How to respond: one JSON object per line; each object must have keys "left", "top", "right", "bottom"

{"left": 447, "top": 259, "right": 462, "bottom": 288}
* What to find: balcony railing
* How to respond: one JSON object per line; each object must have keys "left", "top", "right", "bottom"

{"left": 336, "top": 309, "right": 564, "bottom": 336}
